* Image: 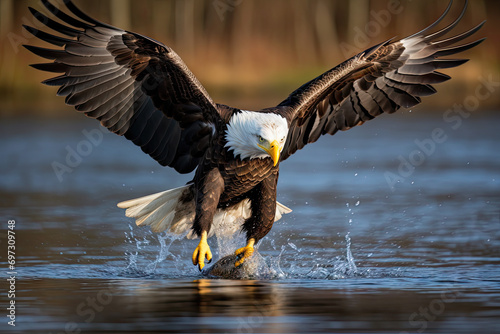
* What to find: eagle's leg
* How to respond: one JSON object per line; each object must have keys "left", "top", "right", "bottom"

{"left": 235, "top": 238, "right": 255, "bottom": 267}
{"left": 191, "top": 168, "right": 225, "bottom": 271}
{"left": 235, "top": 172, "right": 278, "bottom": 267}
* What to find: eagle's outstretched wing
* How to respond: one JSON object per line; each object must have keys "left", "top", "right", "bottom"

{"left": 24, "top": 0, "right": 228, "bottom": 174}
{"left": 279, "top": 0, "right": 484, "bottom": 162}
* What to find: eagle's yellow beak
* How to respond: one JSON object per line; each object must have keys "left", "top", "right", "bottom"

{"left": 262, "top": 140, "right": 281, "bottom": 166}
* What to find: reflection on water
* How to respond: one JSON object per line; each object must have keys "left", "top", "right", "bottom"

{"left": 1, "top": 112, "right": 499, "bottom": 333}
{"left": 13, "top": 278, "right": 500, "bottom": 333}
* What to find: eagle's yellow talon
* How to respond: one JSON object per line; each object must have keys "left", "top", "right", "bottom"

{"left": 234, "top": 238, "right": 255, "bottom": 267}
{"left": 192, "top": 231, "right": 212, "bottom": 271}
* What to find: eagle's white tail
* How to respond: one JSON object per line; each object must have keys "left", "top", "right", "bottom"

{"left": 117, "top": 185, "right": 292, "bottom": 239}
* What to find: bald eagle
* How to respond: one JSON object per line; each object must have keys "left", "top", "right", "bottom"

{"left": 25, "top": 0, "right": 484, "bottom": 270}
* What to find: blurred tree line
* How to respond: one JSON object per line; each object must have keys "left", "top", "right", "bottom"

{"left": 0, "top": 0, "right": 498, "bottom": 115}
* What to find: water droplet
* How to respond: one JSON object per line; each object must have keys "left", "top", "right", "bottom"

{"left": 288, "top": 242, "right": 300, "bottom": 252}
{"left": 305, "top": 201, "right": 308, "bottom": 205}
{"left": 355, "top": 201, "right": 360, "bottom": 206}
{"left": 354, "top": 173, "right": 358, "bottom": 176}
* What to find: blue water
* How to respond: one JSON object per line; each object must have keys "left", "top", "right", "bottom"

{"left": 0, "top": 110, "right": 499, "bottom": 333}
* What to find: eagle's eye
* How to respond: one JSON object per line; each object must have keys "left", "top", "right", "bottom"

{"left": 258, "top": 136, "right": 265, "bottom": 143}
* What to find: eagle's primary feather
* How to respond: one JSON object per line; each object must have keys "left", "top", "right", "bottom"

{"left": 24, "top": 0, "right": 484, "bottom": 270}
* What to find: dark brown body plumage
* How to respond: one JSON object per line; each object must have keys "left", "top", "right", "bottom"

{"left": 191, "top": 117, "right": 280, "bottom": 242}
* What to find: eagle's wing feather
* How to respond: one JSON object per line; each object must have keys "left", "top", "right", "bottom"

{"left": 279, "top": 1, "right": 484, "bottom": 161}
{"left": 24, "top": 0, "right": 224, "bottom": 174}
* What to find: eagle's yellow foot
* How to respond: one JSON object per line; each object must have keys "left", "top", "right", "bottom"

{"left": 192, "top": 231, "right": 212, "bottom": 271}
{"left": 234, "top": 238, "right": 255, "bottom": 267}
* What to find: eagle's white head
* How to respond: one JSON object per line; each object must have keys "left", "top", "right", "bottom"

{"left": 225, "top": 110, "right": 289, "bottom": 166}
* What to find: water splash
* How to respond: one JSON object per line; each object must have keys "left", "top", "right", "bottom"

{"left": 145, "top": 233, "right": 179, "bottom": 273}
{"left": 123, "top": 223, "right": 188, "bottom": 277}
{"left": 215, "top": 225, "right": 246, "bottom": 258}
{"left": 121, "top": 197, "right": 365, "bottom": 280}
{"left": 345, "top": 232, "right": 358, "bottom": 275}
{"left": 343, "top": 200, "right": 359, "bottom": 275}
{"left": 305, "top": 233, "right": 358, "bottom": 280}
{"left": 123, "top": 215, "right": 364, "bottom": 280}
{"left": 267, "top": 244, "right": 287, "bottom": 279}
{"left": 122, "top": 222, "right": 365, "bottom": 280}
{"left": 305, "top": 200, "right": 360, "bottom": 280}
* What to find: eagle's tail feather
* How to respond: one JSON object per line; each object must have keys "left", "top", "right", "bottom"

{"left": 117, "top": 185, "right": 195, "bottom": 234}
{"left": 276, "top": 201, "right": 293, "bottom": 218}
{"left": 117, "top": 186, "right": 292, "bottom": 239}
